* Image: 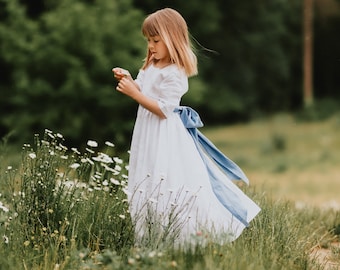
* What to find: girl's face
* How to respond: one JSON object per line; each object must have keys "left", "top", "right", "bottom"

{"left": 147, "top": 35, "right": 170, "bottom": 66}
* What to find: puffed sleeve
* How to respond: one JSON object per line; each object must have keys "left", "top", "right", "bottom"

{"left": 157, "top": 69, "right": 188, "bottom": 117}
{"left": 134, "top": 69, "right": 145, "bottom": 90}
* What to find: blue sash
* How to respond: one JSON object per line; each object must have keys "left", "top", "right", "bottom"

{"left": 174, "top": 106, "right": 249, "bottom": 226}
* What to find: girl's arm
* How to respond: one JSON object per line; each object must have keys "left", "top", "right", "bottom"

{"left": 116, "top": 76, "right": 166, "bottom": 119}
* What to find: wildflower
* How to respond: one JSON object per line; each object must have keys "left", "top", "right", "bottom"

{"left": 105, "top": 141, "right": 115, "bottom": 147}
{"left": 92, "top": 153, "right": 113, "bottom": 163}
{"left": 70, "top": 163, "right": 80, "bottom": 169}
{"left": 28, "top": 153, "right": 36, "bottom": 159}
{"left": 24, "top": 240, "right": 30, "bottom": 247}
{"left": 114, "top": 164, "right": 122, "bottom": 171}
{"left": 7, "top": 166, "right": 12, "bottom": 170}
{"left": 113, "top": 157, "right": 123, "bottom": 164}
{"left": 86, "top": 158, "right": 94, "bottom": 165}
{"left": 56, "top": 133, "right": 63, "bottom": 139}
{"left": 87, "top": 140, "right": 98, "bottom": 147}
{"left": 148, "top": 251, "right": 156, "bottom": 258}
{"left": 70, "top": 148, "right": 79, "bottom": 155}
{"left": 110, "top": 178, "right": 120, "bottom": 185}
{"left": 119, "top": 215, "right": 125, "bottom": 219}
{"left": 102, "top": 180, "right": 109, "bottom": 186}
{"left": 127, "top": 258, "right": 135, "bottom": 265}
{"left": 85, "top": 148, "right": 95, "bottom": 154}
{"left": 0, "top": 202, "right": 9, "bottom": 212}
{"left": 3, "top": 235, "right": 9, "bottom": 244}
{"left": 47, "top": 133, "right": 55, "bottom": 139}
{"left": 48, "top": 209, "right": 54, "bottom": 214}
{"left": 60, "top": 155, "right": 68, "bottom": 160}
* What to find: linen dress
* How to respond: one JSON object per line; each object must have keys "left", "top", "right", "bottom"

{"left": 127, "top": 64, "right": 260, "bottom": 245}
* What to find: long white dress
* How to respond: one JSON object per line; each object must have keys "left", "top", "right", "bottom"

{"left": 127, "top": 64, "right": 260, "bottom": 245}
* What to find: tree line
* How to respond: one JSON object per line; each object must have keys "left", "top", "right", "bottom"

{"left": 1, "top": 0, "right": 339, "bottom": 150}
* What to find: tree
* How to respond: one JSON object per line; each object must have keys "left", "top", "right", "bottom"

{"left": 303, "top": 0, "right": 314, "bottom": 107}
{"left": 0, "top": 0, "right": 145, "bottom": 149}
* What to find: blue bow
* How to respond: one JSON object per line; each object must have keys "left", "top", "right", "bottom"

{"left": 174, "top": 106, "right": 249, "bottom": 226}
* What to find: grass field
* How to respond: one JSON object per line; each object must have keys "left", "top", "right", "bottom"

{"left": 204, "top": 112, "right": 340, "bottom": 209}
{"left": 0, "top": 113, "right": 339, "bottom": 269}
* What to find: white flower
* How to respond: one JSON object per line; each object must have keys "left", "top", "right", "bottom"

{"left": 86, "top": 158, "right": 94, "bottom": 165}
{"left": 119, "top": 214, "right": 125, "bottom": 219}
{"left": 87, "top": 140, "right": 98, "bottom": 147}
{"left": 28, "top": 153, "right": 36, "bottom": 159}
{"left": 0, "top": 202, "right": 9, "bottom": 212}
{"left": 102, "top": 180, "right": 109, "bottom": 186}
{"left": 113, "top": 157, "right": 123, "bottom": 164}
{"left": 3, "top": 235, "right": 9, "bottom": 244}
{"left": 47, "top": 133, "right": 55, "bottom": 139}
{"left": 110, "top": 178, "right": 120, "bottom": 185}
{"left": 56, "top": 133, "right": 63, "bottom": 138}
{"left": 148, "top": 251, "right": 156, "bottom": 258}
{"left": 85, "top": 148, "right": 95, "bottom": 154}
{"left": 114, "top": 164, "right": 122, "bottom": 171}
{"left": 92, "top": 153, "right": 113, "bottom": 164}
{"left": 105, "top": 141, "right": 115, "bottom": 147}
{"left": 7, "top": 166, "right": 12, "bottom": 170}
{"left": 70, "top": 163, "right": 80, "bottom": 169}
{"left": 71, "top": 148, "right": 81, "bottom": 155}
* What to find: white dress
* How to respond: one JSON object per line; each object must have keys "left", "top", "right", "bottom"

{"left": 127, "top": 64, "right": 260, "bottom": 245}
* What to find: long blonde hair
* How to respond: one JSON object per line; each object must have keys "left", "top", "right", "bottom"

{"left": 141, "top": 8, "right": 198, "bottom": 77}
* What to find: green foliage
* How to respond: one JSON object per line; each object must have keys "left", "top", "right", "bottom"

{"left": 0, "top": 130, "right": 133, "bottom": 268}
{"left": 0, "top": 0, "right": 145, "bottom": 148}
{"left": 296, "top": 98, "right": 340, "bottom": 122}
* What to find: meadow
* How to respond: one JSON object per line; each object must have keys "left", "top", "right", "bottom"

{"left": 0, "top": 113, "right": 339, "bottom": 270}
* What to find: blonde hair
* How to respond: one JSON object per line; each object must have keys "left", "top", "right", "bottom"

{"left": 141, "top": 8, "right": 198, "bottom": 77}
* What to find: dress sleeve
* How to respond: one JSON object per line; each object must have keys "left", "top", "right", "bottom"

{"left": 134, "top": 69, "right": 145, "bottom": 90}
{"left": 157, "top": 69, "right": 188, "bottom": 117}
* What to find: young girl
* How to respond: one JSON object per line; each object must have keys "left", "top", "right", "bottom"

{"left": 113, "top": 8, "right": 260, "bottom": 245}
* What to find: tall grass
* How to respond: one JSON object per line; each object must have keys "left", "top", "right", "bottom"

{"left": 0, "top": 130, "right": 339, "bottom": 269}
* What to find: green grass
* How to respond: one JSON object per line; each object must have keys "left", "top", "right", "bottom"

{"left": 204, "top": 112, "right": 340, "bottom": 208}
{"left": 0, "top": 116, "right": 339, "bottom": 270}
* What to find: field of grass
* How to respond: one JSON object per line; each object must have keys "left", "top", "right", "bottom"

{"left": 204, "top": 113, "right": 340, "bottom": 209}
{"left": 0, "top": 114, "right": 339, "bottom": 270}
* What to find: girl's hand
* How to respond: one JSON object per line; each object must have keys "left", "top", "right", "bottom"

{"left": 116, "top": 77, "right": 140, "bottom": 99}
{"left": 112, "top": 67, "right": 131, "bottom": 81}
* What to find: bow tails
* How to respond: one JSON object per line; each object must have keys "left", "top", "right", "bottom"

{"left": 174, "top": 106, "right": 249, "bottom": 226}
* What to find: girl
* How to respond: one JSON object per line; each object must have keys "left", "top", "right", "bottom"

{"left": 113, "top": 8, "right": 260, "bottom": 246}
